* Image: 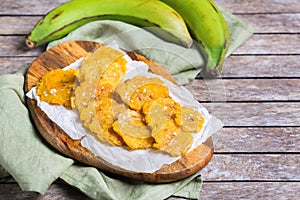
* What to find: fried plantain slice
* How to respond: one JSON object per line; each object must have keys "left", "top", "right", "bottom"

{"left": 76, "top": 45, "right": 124, "bottom": 82}
{"left": 128, "top": 83, "right": 169, "bottom": 111}
{"left": 95, "top": 56, "right": 127, "bottom": 99}
{"left": 113, "top": 109, "right": 153, "bottom": 149}
{"left": 151, "top": 119, "right": 194, "bottom": 157}
{"left": 159, "top": 128, "right": 194, "bottom": 157}
{"left": 36, "top": 68, "right": 76, "bottom": 108}
{"left": 143, "top": 98, "right": 201, "bottom": 156}
{"left": 116, "top": 76, "right": 169, "bottom": 111}
{"left": 89, "top": 98, "right": 126, "bottom": 146}
{"left": 177, "top": 106, "right": 205, "bottom": 133}
{"left": 151, "top": 119, "right": 179, "bottom": 148}
{"left": 74, "top": 46, "right": 128, "bottom": 145}
{"left": 143, "top": 97, "right": 181, "bottom": 126}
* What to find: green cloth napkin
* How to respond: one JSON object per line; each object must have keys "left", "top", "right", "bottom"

{"left": 0, "top": 8, "right": 254, "bottom": 200}
{"left": 0, "top": 71, "right": 74, "bottom": 193}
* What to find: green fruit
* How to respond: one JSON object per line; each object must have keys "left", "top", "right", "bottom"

{"left": 25, "top": 0, "right": 193, "bottom": 48}
{"left": 160, "top": 0, "right": 230, "bottom": 75}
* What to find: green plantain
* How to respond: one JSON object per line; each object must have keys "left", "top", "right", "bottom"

{"left": 25, "top": 0, "right": 192, "bottom": 48}
{"left": 160, "top": 0, "right": 230, "bottom": 75}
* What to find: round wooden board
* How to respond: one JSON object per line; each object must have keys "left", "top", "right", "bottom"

{"left": 25, "top": 41, "right": 213, "bottom": 183}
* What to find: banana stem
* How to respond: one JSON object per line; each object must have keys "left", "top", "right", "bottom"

{"left": 25, "top": 38, "right": 36, "bottom": 49}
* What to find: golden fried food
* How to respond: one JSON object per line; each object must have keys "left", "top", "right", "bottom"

{"left": 129, "top": 83, "right": 169, "bottom": 111}
{"left": 178, "top": 106, "right": 204, "bottom": 132}
{"left": 74, "top": 46, "right": 128, "bottom": 145}
{"left": 157, "top": 129, "right": 194, "bottom": 157}
{"left": 151, "top": 119, "right": 179, "bottom": 149}
{"left": 88, "top": 98, "right": 126, "bottom": 146}
{"left": 143, "top": 97, "right": 181, "bottom": 126}
{"left": 142, "top": 97, "right": 204, "bottom": 156}
{"left": 36, "top": 68, "right": 76, "bottom": 108}
{"left": 114, "top": 110, "right": 151, "bottom": 138}
{"left": 37, "top": 45, "right": 206, "bottom": 156}
{"left": 151, "top": 119, "right": 194, "bottom": 156}
{"left": 116, "top": 76, "right": 169, "bottom": 111}
{"left": 76, "top": 45, "right": 124, "bottom": 82}
{"left": 95, "top": 56, "right": 127, "bottom": 99}
{"left": 113, "top": 109, "right": 153, "bottom": 149}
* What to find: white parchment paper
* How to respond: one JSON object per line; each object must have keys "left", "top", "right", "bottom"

{"left": 26, "top": 44, "right": 223, "bottom": 173}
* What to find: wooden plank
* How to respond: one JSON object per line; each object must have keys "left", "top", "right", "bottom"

{"left": 1, "top": 0, "right": 299, "bottom": 15}
{"left": 0, "top": 16, "right": 39, "bottom": 35}
{"left": 1, "top": 181, "right": 300, "bottom": 200}
{"left": 0, "top": 0, "right": 68, "bottom": 15}
{"left": 238, "top": 14, "right": 300, "bottom": 34}
{"left": 0, "top": 57, "right": 36, "bottom": 75}
{"left": 202, "top": 102, "right": 300, "bottom": 127}
{"left": 0, "top": 36, "right": 44, "bottom": 57}
{"left": 1, "top": 14, "right": 299, "bottom": 35}
{"left": 221, "top": 55, "right": 300, "bottom": 78}
{"left": 188, "top": 79, "right": 300, "bottom": 101}
{"left": 0, "top": 182, "right": 90, "bottom": 200}
{"left": 200, "top": 182, "right": 300, "bottom": 199}
{"left": 200, "top": 154, "right": 300, "bottom": 181}
{"left": 216, "top": 0, "right": 300, "bottom": 14}
{"left": 213, "top": 127, "right": 300, "bottom": 152}
{"left": 234, "top": 34, "right": 300, "bottom": 55}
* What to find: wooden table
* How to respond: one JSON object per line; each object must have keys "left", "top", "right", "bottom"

{"left": 0, "top": 0, "right": 299, "bottom": 199}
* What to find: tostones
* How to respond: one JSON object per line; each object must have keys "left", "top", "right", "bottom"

{"left": 113, "top": 109, "right": 153, "bottom": 149}
{"left": 36, "top": 68, "right": 76, "bottom": 108}
{"left": 74, "top": 46, "right": 128, "bottom": 145}
{"left": 116, "top": 76, "right": 169, "bottom": 111}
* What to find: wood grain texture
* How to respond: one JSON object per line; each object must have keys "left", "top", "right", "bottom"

{"left": 234, "top": 34, "right": 300, "bottom": 55}
{"left": 220, "top": 55, "right": 300, "bottom": 78}
{"left": 239, "top": 13, "right": 300, "bottom": 33}
{"left": 203, "top": 102, "right": 300, "bottom": 126}
{"left": 188, "top": 79, "right": 300, "bottom": 101}
{"left": 25, "top": 41, "right": 213, "bottom": 183}
{"left": 0, "top": 57, "right": 36, "bottom": 75}
{"left": 201, "top": 154, "right": 300, "bottom": 181}
{"left": 0, "top": 0, "right": 68, "bottom": 15}
{"left": 200, "top": 182, "right": 300, "bottom": 199}
{"left": 0, "top": 36, "right": 43, "bottom": 57}
{"left": 0, "top": 16, "right": 39, "bottom": 35}
{"left": 214, "top": 127, "right": 300, "bottom": 152}
{"left": 0, "top": 182, "right": 90, "bottom": 200}
{"left": 216, "top": 0, "right": 300, "bottom": 14}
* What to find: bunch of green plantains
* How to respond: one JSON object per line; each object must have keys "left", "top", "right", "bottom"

{"left": 25, "top": 0, "right": 230, "bottom": 75}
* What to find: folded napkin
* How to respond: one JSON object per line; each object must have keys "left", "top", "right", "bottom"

{"left": 0, "top": 7, "right": 254, "bottom": 200}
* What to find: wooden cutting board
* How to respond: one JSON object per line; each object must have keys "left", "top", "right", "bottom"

{"left": 25, "top": 41, "right": 213, "bottom": 183}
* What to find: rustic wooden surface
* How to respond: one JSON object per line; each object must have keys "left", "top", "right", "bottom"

{"left": 0, "top": 0, "right": 299, "bottom": 199}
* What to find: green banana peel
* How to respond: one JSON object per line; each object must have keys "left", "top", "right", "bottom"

{"left": 25, "top": 0, "right": 193, "bottom": 49}
{"left": 160, "top": 0, "right": 230, "bottom": 76}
